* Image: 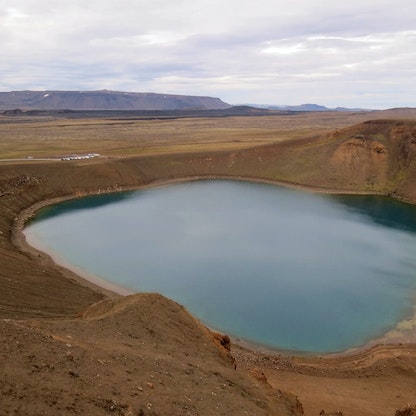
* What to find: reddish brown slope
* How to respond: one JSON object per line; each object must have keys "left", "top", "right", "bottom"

{"left": 1, "top": 117, "right": 416, "bottom": 415}
{"left": 206, "top": 119, "right": 416, "bottom": 201}
{"left": 1, "top": 119, "right": 416, "bottom": 318}
{"left": 0, "top": 293, "right": 303, "bottom": 415}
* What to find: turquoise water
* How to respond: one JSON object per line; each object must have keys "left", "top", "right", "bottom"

{"left": 24, "top": 180, "right": 416, "bottom": 353}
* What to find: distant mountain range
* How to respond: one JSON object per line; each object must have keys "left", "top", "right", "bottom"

{"left": 0, "top": 90, "right": 374, "bottom": 112}
{"left": 0, "top": 90, "right": 231, "bottom": 111}
{"left": 242, "top": 103, "right": 371, "bottom": 112}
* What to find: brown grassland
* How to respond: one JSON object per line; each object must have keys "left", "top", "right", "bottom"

{"left": 1, "top": 109, "right": 416, "bottom": 415}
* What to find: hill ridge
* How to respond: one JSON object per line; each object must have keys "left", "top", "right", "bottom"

{"left": 0, "top": 90, "right": 231, "bottom": 111}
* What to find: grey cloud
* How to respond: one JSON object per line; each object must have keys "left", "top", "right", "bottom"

{"left": 1, "top": 0, "right": 415, "bottom": 108}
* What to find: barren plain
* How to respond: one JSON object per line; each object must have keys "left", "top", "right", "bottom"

{"left": 1, "top": 108, "right": 416, "bottom": 415}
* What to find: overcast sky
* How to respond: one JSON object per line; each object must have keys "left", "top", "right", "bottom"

{"left": 1, "top": 0, "right": 415, "bottom": 108}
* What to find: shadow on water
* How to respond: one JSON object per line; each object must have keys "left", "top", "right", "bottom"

{"left": 329, "top": 194, "right": 416, "bottom": 234}
{"left": 34, "top": 183, "right": 416, "bottom": 235}
{"left": 25, "top": 179, "right": 416, "bottom": 352}
{"left": 34, "top": 191, "right": 135, "bottom": 222}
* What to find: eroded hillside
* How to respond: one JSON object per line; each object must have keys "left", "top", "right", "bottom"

{"left": 207, "top": 119, "right": 416, "bottom": 201}
{"left": 0, "top": 293, "right": 305, "bottom": 415}
{"left": 1, "top": 116, "right": 416, "bottom": 414}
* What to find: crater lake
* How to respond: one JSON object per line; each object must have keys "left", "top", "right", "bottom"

{"left": 24, "top": 179, "right": 416, "bottom": 353}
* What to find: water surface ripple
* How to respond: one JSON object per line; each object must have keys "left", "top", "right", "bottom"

{"left": 25, "top": 180, "right": 416, "bottom": 353}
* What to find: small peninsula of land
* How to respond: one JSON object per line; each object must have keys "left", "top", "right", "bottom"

{"left": 1, "top": 108, "right": 416, "bottom": 415}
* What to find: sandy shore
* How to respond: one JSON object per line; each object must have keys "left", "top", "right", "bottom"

{"left": 2, "top": 113, "right": 416, "bottom": 414}
{"left": 14, "top": 175, "right": 416, "bottom": 358}
{"left": 2, "top": 177, "right": 416, "bottom": 414}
